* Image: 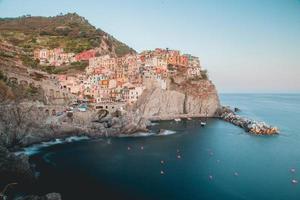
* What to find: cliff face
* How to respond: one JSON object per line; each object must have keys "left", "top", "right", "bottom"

{"left": 133, "top": 77, "right": 220, "bottom": 120}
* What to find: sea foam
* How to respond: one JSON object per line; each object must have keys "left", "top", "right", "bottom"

{"left": 155, "top": 130, "right": 176, "bottom": 136}
{"left": 14, "top": 136, "right": 89, "bottom": 156}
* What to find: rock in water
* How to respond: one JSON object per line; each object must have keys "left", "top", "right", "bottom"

{"left": 0, "top": 146, "right": 35, "bottom": 185}
{"left": 217, "top": 106, "right": 279, "bottom": 135}
{"left": 17, "top": 193, "right": 62, "bottom": 200}
{"left": 45, "top": 193, "right": 62, "bottom": 200}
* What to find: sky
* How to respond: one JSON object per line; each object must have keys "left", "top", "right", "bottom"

{"left": 0, "top": 0, "right": 299, "bottom": 93}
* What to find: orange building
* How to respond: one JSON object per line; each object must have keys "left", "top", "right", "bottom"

{"left": 101, "top": 80, "right": 109, "bottom": 86}
{"left": 167, "top": 55, "right": 188, "bottom": 67}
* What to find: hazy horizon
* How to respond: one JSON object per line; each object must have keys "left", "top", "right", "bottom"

{"left": 1, "top": 0, "right": 299, "bottom": 93}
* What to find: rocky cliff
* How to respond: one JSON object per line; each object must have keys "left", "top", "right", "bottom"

{"left": 133, "top": 76, "right": 220, "bottom": 120}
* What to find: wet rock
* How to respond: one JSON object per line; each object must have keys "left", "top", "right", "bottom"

{"left": 17, "top": 193, "right": 62, "bottom": 200}
{"left": 234, "top": 107, "right": 240, "bottom": 112}
{"left": 45, "top": 193, "right": 62, "bottom": 200}
{"left": 0, "top": 146, "right": 34, "bottom": 185}
{"left": 217, "top": 106, "right": 279, "bottom": 135}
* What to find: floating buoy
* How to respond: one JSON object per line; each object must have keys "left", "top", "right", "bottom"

{"left": 177, "top": 155, "right": 181, "bottom": 159}
{"left": 234, "top": 172, "right": 239, "bottom": 176}
{"left": 208, "top": 175, "right": 213, "bottom": 180}
{"left": 140, "top": 146, "right": 144, "bottom": 150}
{"left": 291, "top": 179, "right": 298, "bottom": 184}
{"left": 290, "top": 168, "right": 296, "bottom": 173}
{"left": 160, "top": 170, "right": 165, "bottom": 175}
{"left": 160, "top": 160, "right": 164, "bottom": 164}
{"left": 127, "top": 146, "right": 131, "bottom": 150}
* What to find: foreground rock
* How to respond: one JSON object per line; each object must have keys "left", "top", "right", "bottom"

{"left": 217, "top": 106, "right": 279, "bottom": 135}
{"left": 0, "top": 146, "right": 34, "bottom": 184}
{"left": 16, "top": 193, "right": 62, "bottom": 200}
{"left": 0, "top": 101, "right": 148, "bottom": 199}
{"left": 0, "top": 146, "right": 36, "bottom": 199}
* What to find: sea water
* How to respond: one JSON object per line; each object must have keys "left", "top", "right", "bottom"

{"left": 19, "top": 94, "right": 300, "bottom": 200}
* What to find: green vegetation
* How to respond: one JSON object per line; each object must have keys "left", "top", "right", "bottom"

{"left": 39, "top": 61, "right": 88, "bottom": 74}
{"left": 200, "top": 70, "right": 208, "bottom": 80}
{"left": 115, "top": 43, "right": 134, "bottom": 57}
{"left": 0, "top": 70, "right": 7, "bottom": 82}
{"left": 170, "top": 77, "right": 175, "bottom": 83}
{"left": 167, "top": 65, "right": 175, "bottom": 71}
{"left": 0, "top": 13, "right": 135, "bottom": 56}
{"left": 69, "top": 61, "right": 88, "bottom": 71}
{"left": 0, "top": 51, "right": 15, "bottom": 58}
{"left": 20, "top": 55, "right": 39, "bottom": 68}
{"left": 188, "top": 76, "right": 201, "bottom": 81}
{"left": 0, "top": 70, "right": 42, "bottom": 102}
{"left": 26, "top": 84, "right": 39, "bottom": 96}
{"left": 0, "top": 80, "right": 14, "bottom": 102}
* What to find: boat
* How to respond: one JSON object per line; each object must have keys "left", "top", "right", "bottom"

{"left": 291, "top": 179, "right": 298, "bottom": 184}
{"left": 187, "top": 117, "right": 192, "bottom": 120}
{"left": 174, "top": 118, "right": 181, "bottom": 122}
{"left": 201, "top": 113, "right": 208, "bottom": 126}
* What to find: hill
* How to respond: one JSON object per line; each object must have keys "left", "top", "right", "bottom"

{"left": 0, "top": 13, "right": 135, "bottom": 56}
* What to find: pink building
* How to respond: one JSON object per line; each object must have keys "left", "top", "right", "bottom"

{"left": 75, "top": 49, "right": 96, "bottom": 61}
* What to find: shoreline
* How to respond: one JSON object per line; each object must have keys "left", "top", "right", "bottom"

{"left": 1, "top": 109, "right": 279, "bottom": 200}
{"left": 9, "top": 109, "right": 280, "bottom": 153}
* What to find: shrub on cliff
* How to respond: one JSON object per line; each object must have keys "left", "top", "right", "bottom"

{"left": 20, "top": 55, "right": 39, "bottom": 69}
{"left": 0, "top": 80, "right": 15, "bottom": 102}
{"left": 200, "top": 69, "right": 208, "bottom": 80}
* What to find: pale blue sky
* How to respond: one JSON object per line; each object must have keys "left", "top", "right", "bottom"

{"left": 0, "top": 0, "right": 299, "bottom": 93}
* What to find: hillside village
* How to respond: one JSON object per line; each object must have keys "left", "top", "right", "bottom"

{"left": 33, "top": 47, "right": 206, "bottom": 111}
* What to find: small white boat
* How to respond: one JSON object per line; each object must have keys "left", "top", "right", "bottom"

{"left": 291, "top": 179, "right": 298, "bottom": 184}
{"left": 174, "top": 118, "right": 181, "bottom": 122}
{"left": 187, "top": 117, "right": 192, "bottom": 120}
{"left": 201, "top": 121, "right": 206, "bottom": 126}
{"left": 290, "top": 168, "right": 296, "bottom": 173}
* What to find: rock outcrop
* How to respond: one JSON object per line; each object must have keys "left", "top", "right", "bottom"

{"left": 0, "top": 146, "right": 34, "bottom": 184}
{"left": 132, "top": 78, "right": 220, "bottom": 120}
{"left": 217, "top": 106, "right": 279, "bottom": 135}
{"left": 0, "top": 101, "right": 149, "bottom": 148}
{"left": 16, "top": 193, "right": 62, "bottom": 200}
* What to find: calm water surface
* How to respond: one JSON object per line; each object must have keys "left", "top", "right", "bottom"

{"left": 24, "top": 94, "right": 300, "bottom": 200}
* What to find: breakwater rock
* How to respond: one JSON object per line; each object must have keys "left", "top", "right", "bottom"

{"left": 217, "top": 107, "right": 279, "bottom": 135}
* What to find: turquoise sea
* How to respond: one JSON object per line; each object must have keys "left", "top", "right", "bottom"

{"left": 19, "top": 94, "right": 300, "bottom": 200}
